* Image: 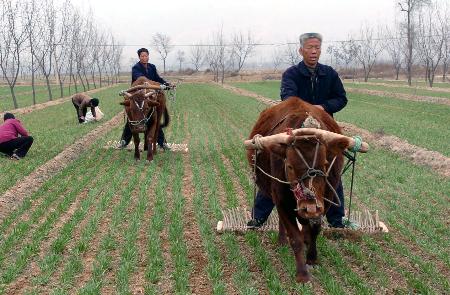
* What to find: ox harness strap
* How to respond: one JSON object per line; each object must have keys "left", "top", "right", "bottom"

{"left": 125, "top": 100, "right": 156, "bottom": 129}
{"left": 251, "top": 137, "right": 341, "bottom": 215}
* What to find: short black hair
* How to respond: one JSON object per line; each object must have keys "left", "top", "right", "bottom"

{"left": 91, "top": 98, "right": 99, "bottom": 107}
{"left": 137, "top": 48, "right": 149, "bottom": 56}
{"left": 3, "top": 113, "right": 15, "bottom": 121}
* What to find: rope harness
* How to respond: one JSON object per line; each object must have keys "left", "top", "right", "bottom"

{"left": 125, "top": 95, "right": 157, "bottom": 130}
{"left": 252, "top": 136, "right": 341, "bottom": 213}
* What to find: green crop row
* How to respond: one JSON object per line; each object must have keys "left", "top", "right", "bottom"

{"left": 0, "top": 84, "right": 126, "bottom": 196}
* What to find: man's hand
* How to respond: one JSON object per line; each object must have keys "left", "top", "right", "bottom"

{"left": 162, "top": 82, "right": 176, "bottom": 90}
{"left": 80, "top": 116, "right": 85, "bottom": 120}
{"left": 314, "top": 105, "right": 325, "bottom": 111}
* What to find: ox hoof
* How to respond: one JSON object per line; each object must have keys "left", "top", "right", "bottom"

{"left": 296, "top": 271, "right": 311, "bottom": 283}
{"left": 277, "top": 236, "right": 288, "bottom": 246}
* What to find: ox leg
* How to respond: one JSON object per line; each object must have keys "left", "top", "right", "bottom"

{"left": 278, "top": 218, "right": 288, "bottom": 246}
{"left": 277, "top": 206, "right": 310, "bottom": 283}
{"left": 144, "top": 130, "right": 148, "bottom": 151}
{"left": 302, "top": 221, "right": 321, "bottom": 266}
{"left": 133, "top": 133, "right": 140, "bottom": 160}
{"left": 146, "top": 131, "right": 154, "bottom": 162}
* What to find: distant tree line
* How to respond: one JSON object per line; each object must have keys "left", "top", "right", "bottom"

{"left": 154, "top": 1, "right": 449, "bottom": 87}
{"left": 317, "top": 0, "right": 449, "bottom": 86}
{"left": 0, "top": 0, "right": 123, "bottom": 109}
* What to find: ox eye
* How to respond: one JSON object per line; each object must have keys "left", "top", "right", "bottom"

{"left": 287, "top": 164, "right": 294, "bottom": 170}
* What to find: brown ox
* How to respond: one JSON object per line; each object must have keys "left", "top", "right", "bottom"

{"left": 245, "top": 97, "right": 368, "bottom": 283}
{"left": 119, "top": 76, "right": 171, "bottom": 161}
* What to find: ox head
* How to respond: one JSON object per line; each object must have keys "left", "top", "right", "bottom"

{"left": 119, "top": 87, "right": 160, "bottom": 133}
{"left": 245, "top": 128, "right": 368, "bottom": 220}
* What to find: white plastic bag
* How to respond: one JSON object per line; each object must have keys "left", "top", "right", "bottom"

{"left": 85, "top": 107, "right": 104, "bottom": 123}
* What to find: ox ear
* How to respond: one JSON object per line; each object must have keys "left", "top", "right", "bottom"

{"left": 120, "top": 100, "right": 130, "bottom": 106}
{"left": 326, "top": 137, "right": 351, "bottom": 156}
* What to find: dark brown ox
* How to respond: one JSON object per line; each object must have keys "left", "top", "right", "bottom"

{"left": 119, "top": 77, "right": 171, "bottom": 161}
{"left": 245, "top": 97, "right": 368, "bottom": 283}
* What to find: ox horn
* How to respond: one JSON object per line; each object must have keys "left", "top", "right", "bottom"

{"left": 244, "top": 133, "right": 292, "bottom": 150}
{"left": 144, "top": 90, "right": 156, "bottom": 98}
{"left": 124, "top": 84, "right": 163, "bottom": 93}
{"left": 244, "top": 128, "right": 369, "bottom": 153}
{"left": 119, "top": 90, "right": 132, "bottom": 98}
{"left": 291, "top": 128, "right": 369, "bottom": 153}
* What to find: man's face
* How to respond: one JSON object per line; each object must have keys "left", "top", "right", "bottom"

{"left": 299, "top": 38, "right": 321, "bottom": 67}
{"left": 139, "top": 52, "right": 149, "bottom": 64}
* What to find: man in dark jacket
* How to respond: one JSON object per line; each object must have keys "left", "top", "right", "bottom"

{"left": 72, "top": 94, "right": 99, "bottom": 123}
{"left": 247, "top": 32, "right": 348, "bottom": 229}
{"left": 119, "top": 47, "right": 172, "bottom": 150}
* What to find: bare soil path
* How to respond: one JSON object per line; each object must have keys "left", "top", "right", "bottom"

{"left": 346, "top": 87, "right": 450, "bottom": 106}
{"left": 2, "top": 85, "right": 115, "bottom": 115}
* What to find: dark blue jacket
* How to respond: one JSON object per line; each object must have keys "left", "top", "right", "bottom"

{"left": 280, "top": 61, "right": 347, "bottom": 115}
{"left": 131, "top": 62, "right": 167, "bottom": 84}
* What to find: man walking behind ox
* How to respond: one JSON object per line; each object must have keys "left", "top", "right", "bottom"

{"left": 247, "top": 32, "right": 348, "bottom": 229}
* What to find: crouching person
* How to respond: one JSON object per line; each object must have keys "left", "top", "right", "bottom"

{"left": 0, "top": 113, "right": 33, "bottom": 160}
{"left": 72, "top": 94, "right": 99, "bottom": 123}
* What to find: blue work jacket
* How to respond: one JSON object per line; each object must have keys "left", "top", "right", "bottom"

{"left": 131, "top": 62, "right": 167, "bottom": 84}
{"left": 280, "top": 61, "right": 347, "bottom": 115}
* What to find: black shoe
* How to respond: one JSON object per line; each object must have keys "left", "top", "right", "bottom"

{"left": 328, "top": 221, "right": 345, "bottom": 228}
{"left": 247, "top": 218, "right": 267, "bottom": 229}
{"left": 10, "top": 153, "right": 21, "bottom": 160}
{"left": 158, "top": 143, "right": 171, "bottom": 151}
{"left": 118, "top": 140, "right": 127, "bottom": 149}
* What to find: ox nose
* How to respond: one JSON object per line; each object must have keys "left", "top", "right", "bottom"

{"left": 297, "top": 201, "right": 324, "bottom": 219}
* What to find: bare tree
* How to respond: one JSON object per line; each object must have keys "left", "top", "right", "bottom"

{"left": 384, "top": 25, "right": 404, "bottom": 80}
{"left": 22, "top": 0, "right": 40, "bottom": 105}
{"left": 176, "top": 50, "right": 185, "bottom": 72}
{"left": 439, "top": 4, "right": 450, "bottom": 82}
{"left": 0, "top": 0, "right": 27, "bottom": 109}
{"left": 416, "top": 3, "right": 445, "bottom": 87}
{"left": 398, "top": 0, "right": 431, "bottom": 85}
{"left": 33, "top": 0, "right": 57, "bottom": 100}
{"left": 352, "top": 25, "right": 384, "bottom": 82}
{"left": 189, "top": 43, "right": 204, "bottom": 71}
{"left": 152, "top": 33, "right": 173, "bottom": 73}
{"left": 53, "top": 0, "right": 73, "bottom": 97}
{"left": 231, "top": 30, "right": 256, "bottom": 72}
{"left": 327, "top": 41, "right": 356, "bottom": 74}
{"left": 284, "top": 42, "right": 301, "bottom": 66}
{"left": 271, "top": 47, "right": 284, "bottom": 72}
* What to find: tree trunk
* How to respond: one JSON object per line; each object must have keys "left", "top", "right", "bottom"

{"left": 407, "top": 11, "right": 412, "bottom": 86}
{"left": 44, "top": 74, "right": 53, "bottom": 101}
{"left": 9, "top": 86, "right": 18, "bottom": 109}
{"left": 78, "top": 71, "right": 86, "bottom": 92}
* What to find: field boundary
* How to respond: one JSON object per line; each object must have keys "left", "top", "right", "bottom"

{"left": 346, "top": 87, "right": 450, "bottom": 106}
{"left": 352, "top": 81, "right": 450, "bottom": 93}
{"left": 221, "top": 83, "right": 450, "bottom": 178}
{"left": 0, "top": 111, "right": 124, "bottom": 221}
{"left": 1, "top": 85, "right": 117, "bottom": 115}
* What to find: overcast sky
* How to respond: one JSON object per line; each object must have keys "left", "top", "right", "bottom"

{"left": 67, "top": 0, "right": 402, "bottom": 69}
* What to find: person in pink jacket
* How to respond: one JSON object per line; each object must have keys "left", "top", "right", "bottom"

{"left": 0, "top": 113, "right": 33, "bottom": 160}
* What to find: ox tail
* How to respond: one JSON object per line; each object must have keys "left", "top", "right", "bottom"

{"left": 160, "top": 107, "right": 170, "bottom": 128}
